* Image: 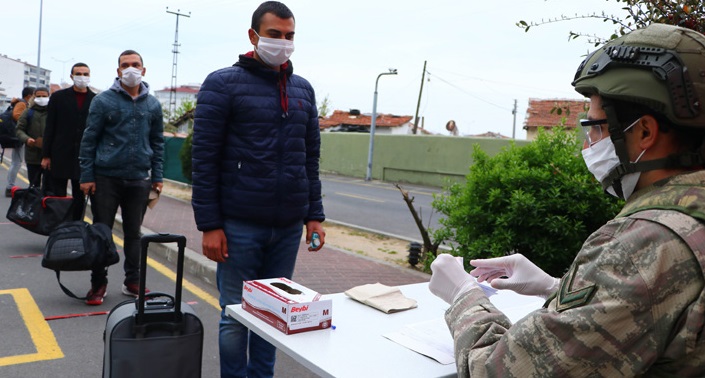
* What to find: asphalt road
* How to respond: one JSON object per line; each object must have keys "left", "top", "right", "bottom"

{"left": 0, "top": 165, "right": 223, "bottom": 378}
{"left": 0, "top": 164, "right": 446, "bottom": 377}
{"left": 320, "top": 174, "right": 445, "bottom": 241}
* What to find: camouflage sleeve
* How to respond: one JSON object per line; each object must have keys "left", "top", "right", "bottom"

{"left": 446, "top": 216, "right": 704, "bottom": 377}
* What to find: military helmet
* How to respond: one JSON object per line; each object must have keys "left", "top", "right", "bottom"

{"left": 573, "top": 23, "right": 705, "bottom": 129}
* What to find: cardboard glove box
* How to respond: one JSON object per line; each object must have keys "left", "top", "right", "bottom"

{"left": 241, "top": 278, "right": 332, "bottom": 335}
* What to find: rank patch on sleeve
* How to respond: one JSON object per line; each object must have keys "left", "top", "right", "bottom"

{"left": 556, "top": 264, "right": 597, "bottom": 312}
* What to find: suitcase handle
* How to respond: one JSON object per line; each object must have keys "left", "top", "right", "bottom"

{"left": 136, "top": 233, "right": 187, "bottom": 325}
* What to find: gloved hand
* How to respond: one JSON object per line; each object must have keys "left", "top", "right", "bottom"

{"left": 469, "top": 254, "right": 560, "bottom": 298}
{"left": 429, "top": 254, "right": 478, "bottom": 304}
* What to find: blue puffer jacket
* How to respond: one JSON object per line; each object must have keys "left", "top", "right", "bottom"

{"left": 80, "top": 79, "right": 164, "bottom": 183}
{"left": 192, "top": 54, "right": 324, "bottom": 230}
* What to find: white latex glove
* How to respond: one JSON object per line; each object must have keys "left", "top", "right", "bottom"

{"left": 469, "top": 254, "right": 560, "bottom": 298}
{"left": 429, "top": 254, "right": 478, "bottom": 304}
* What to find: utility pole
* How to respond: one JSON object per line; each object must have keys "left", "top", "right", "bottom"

{"left": 166, "top": 7, "right": 190, "bottom": 119}
{"left": 512, "top": 99, "right": 517, "bottom": 139}
{"left": 412, "top": 60, "right": 427, "bottom": 135}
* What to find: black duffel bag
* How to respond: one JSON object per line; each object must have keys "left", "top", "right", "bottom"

{"left": 42, "top": 203, "right": 120, "bottom": 299}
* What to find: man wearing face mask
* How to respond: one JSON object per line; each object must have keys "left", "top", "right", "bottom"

{"left": 15, "top": 87, "right": 50, "bottom": 188}
{"left": 79, "top": 50, "right": 163, "bottom": 306}
{"left": 41, "top": 63, "right": 95, "bottom": 220}
{"left": 428, "top": 23, "right": 705, "bottom": 377}
{"left": 192, "top": 1, "right": 325, "bottom": 377}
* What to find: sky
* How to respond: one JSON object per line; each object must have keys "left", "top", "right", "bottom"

{"left": 4, "top": 0, "right": 627, "bottom": 139}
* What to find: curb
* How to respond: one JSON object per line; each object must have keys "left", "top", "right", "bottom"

{"left": 112, "top": 213, "right": 218, "bottom": 288}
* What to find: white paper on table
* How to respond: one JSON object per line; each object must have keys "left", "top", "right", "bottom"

{"left": 383, "top": 317, "right": 455, "bottom": 365}
{"left": 383, "top": 281, "right": 544, "bottom": 365}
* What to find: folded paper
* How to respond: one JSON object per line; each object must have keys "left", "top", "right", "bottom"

{"left": 344, "top": 283, "right": 418, "bottom": 313}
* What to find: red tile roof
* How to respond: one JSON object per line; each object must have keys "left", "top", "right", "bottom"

{"left": 156, "top": 85, "right": 200, "bottom": 94}
{"left": 319, "top": 110, "right": 413, "bottom": 130}
{"left": 523, "top": 98, "right": 589, "bottom": 130}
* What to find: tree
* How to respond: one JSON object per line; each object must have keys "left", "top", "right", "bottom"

{"left": 431, "top": 128, "right": 623, "bottom": 276}
{"left": 163, "top": 99, "right": 197, "bottom": 133}
{"left": 318, "top": 95, "right": 331, "bottom": 118}
{"left": 518, "top": 1, "right": 705, "bottom": 46}
{"left": 179, "top": 130, "right": 193, "bottom": 183}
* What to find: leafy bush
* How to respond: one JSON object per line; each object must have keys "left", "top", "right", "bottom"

{"left": 432, "top": 128, "right": 623, "bottom": 276}
{"left": 179, "top": 130, "right": 193, "bottom": 183}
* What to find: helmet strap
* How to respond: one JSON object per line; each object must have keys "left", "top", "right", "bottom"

{"left": 601, "top": 98, "right": 705, "bottom": 195}
{"left": 602, "top": 100, "right": 631, "bottom": 197}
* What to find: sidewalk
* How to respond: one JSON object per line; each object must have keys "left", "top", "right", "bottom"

{"left": 140, "top": 181, "right": 430, "bottom": 295}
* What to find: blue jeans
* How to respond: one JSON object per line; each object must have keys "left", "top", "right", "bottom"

{"left": 89, "top": 175, "right": 151, "bottom": 287}
{"left": 6, "top": 146, "right": 24, "bottom": 189}
{"left": 218, "top": 218, "right": 303, "bottom": 378}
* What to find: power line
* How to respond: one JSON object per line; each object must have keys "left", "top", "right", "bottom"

{"left": 426, "top": 70, "right": 512, "bottom": 112}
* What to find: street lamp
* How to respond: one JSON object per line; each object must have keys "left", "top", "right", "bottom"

{"left": 365, "top": 68, "right": 398, "bottom": 181}
{"left": 53, "top": 57, "right": 74, "bottom": 85}
{"left": 37, "top": 0, "right": 44, "bottom": 85}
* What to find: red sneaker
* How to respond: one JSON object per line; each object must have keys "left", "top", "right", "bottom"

{"left": 85, "top": 284, "right": 107, "bottom": 306}
{"left": 122, "top": 282, "right": 150, "bottom": 298}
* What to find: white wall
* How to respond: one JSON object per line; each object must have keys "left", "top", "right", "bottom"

{"left": 0, "top": 56, "right": 27, "bottom": 107}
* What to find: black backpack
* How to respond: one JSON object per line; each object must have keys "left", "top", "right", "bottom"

{"left": 0, "top": 102, "right": 22, "bottom": 149}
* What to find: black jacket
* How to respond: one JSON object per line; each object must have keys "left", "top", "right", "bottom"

{"left": 43, "top": 87, "right": 96, "bottom": 179}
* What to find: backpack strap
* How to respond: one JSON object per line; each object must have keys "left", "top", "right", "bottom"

{"left": 628, "top": 209, "right": 705, "bottom": 352}
{"left": 627, "top": 209, "right": 705, "bottom": 275}
{"left": 54, "top": 271, "right": 87, "bottom": 300}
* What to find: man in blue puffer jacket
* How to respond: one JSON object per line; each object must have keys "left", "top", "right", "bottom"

{"left": 79, "top": 50, "right": 164, "bottom": 306}
{"left": 192, "top": 2, "right": 325, "bottom": 377}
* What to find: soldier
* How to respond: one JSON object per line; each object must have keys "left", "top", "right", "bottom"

{"left": 429, "top": 23, "right": 705, "bottom": 376}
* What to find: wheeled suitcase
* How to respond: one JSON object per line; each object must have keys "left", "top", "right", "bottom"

{"left": 102, "top": 233, "right": 203, "bottom": 378}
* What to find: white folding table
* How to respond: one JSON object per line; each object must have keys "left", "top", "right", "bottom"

{"left": 226, "top": 282, "right": 458, "bottom": 378}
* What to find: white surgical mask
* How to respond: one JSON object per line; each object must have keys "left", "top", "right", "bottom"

{"left": 34, "top": 97, "right": 49, "bottom": 107}
{"left": 120, "top": 67, "right": 143, "bottom": 87}
{"left": 73, "top": 75, "right": 90, "bottom": 89}
{"left": 581, "top": 118, "right": 646, "bottom": 200}
{"left": 254, "top": 31, "right": 294, "bottom": 67}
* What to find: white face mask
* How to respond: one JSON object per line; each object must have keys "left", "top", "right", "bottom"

{"left": 121, "top": 67, "right": 143, "bottom": 87}
{"left": 581, "top": 119, "right": 646, "bottom": 200}
{"left": 34, "top": 97, "right": 49, "bottom": 107}
{"left": 254, "top": 31, "right": 294, "bottom": 67}
{"left": 73, "top": 75, "right": 90, "bottom": 89}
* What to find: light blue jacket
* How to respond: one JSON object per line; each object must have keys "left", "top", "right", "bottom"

{"left": 79, "top": 79, "right": 164, "bottom": 183}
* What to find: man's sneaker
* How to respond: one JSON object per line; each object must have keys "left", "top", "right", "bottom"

{"left": 5, "top": 188, "right": 11, "bottom": 198}
{"left": 85, "top": 284, "right": 107, "bottom": 306}
{"left": 122, "top": 282, "right": 149, "bottom": 297}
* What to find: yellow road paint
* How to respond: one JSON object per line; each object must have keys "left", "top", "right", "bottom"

{"left": 0, "top": 170, "right": 219, "bottom": 370}
{"left": 0, "top": 288, "right": 63, "bottom": 366}
{"left": 111, "top": 234, "right": 220, "bottom": 311}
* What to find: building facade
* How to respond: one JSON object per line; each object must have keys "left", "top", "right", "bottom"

{"left": 153, "top": 84, "right": 200, "bottom": 115}
{"left": 0, "top": 54, "right": 51, "bottom": 108}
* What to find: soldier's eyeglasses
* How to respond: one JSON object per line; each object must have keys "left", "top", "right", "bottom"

{"left": 580, "top": 119, "right": 608, "bottom": 146}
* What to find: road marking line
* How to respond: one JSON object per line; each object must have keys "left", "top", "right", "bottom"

{"left": 111, "top": 235, "right": 220, "bottom": 311}
{"left": 0, "top": 288, "right": 64, "bottom": 366}
{"left": 324, "top": 177, "right": 438, "bottom": 196}
{"left": 335, "top": 192, "right": 385, "bottom": 203}
{"left": 2, "top": 167, "right": 221, "bottom": 312}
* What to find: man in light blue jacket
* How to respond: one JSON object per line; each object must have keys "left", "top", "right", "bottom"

{"left": 79, "top": 49, "right": 164, "bottom": 306}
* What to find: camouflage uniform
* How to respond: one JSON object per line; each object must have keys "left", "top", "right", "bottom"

{"left": 446, "top": 171, "right": 705, "bottom": 377}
